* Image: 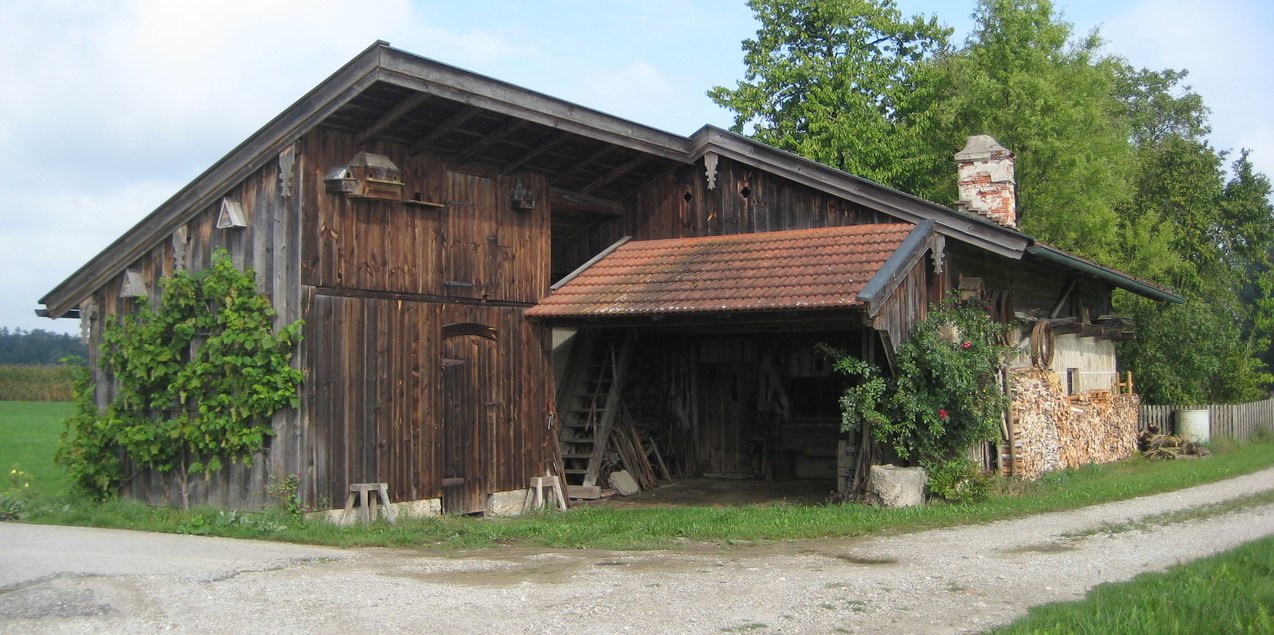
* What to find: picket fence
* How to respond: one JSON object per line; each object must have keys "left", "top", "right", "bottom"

{"left": 1140, "top": 396, "right": 1274, "bottom": 441}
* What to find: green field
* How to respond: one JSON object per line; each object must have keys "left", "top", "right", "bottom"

{"left": 0, "top": 365, "right": 77, "bottom": 401}
{"left": 995, "top": 534, "right": 1274, "bottom": 634}
{"left": 0, "top": 401, "right": 73, "bottom": 502}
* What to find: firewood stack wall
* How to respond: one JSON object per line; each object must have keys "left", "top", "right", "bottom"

{"left": 1009, "top": 367, "right": 1140, "bottom": 480}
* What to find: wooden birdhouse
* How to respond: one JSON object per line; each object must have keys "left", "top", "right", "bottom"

{"left": 324, "top": 151, "right": 403, "bottom": 201}
{"left": 120, "top": 269, "right": 147, "bottom": 298}
{"left": 217, "top": 199, "right": 247, "bottom": 229}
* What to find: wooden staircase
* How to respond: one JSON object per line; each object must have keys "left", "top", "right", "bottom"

{"left": 557, "top": 329, "right": 635, "bottom": 488}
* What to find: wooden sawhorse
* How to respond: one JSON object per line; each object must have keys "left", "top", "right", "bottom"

{"left": 342, "top": 482, "right": 397, "bottom": 525}
{"left": 523, "top": 475, "right": 568, "bottom": 513}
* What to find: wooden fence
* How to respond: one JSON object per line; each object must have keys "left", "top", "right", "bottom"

{"left": 1140, "top": 396, "right": 1274, "bottom": 441}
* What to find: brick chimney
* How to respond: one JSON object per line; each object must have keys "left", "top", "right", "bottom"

{"left": 955, "top": 135, "right": 1016, "bottom": 228}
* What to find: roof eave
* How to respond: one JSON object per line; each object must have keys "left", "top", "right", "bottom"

{"left": 1026, "top": 245, "right": 1183, "bottom": 303}
{"left": 857, "top": 220, "right": 935, "bottom": 316}
{"left": 39, "top": 41, "right": 390, "bottom": 318}
{"left": 687, "top": 126, "right": 1030, "bottom": 260}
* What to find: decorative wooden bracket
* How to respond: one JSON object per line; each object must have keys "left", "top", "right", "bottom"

{"left": 929, "top": 234, "right": 946, "bottom": 274}
{"left": 703, "top": 152, "right": 719, "bottom": 190}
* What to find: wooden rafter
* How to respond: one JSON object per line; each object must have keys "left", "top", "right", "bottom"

{"left": 578, "top": 154, "right": 649, "bottom": 195}
{"left": 548, "top": 145, "right": 616, "bottom": 186}
{"left": 451, "top": 120, "right": 526, "bottom": 165}
{"left": 502, "top": 133, "right": 569, "bottom": 173}
{"left": 355, "top": 93, "right": 432, "bottom": 145}
{"left": 409, "top": 106, "right": 477, "bottom": 156}
{"left": 548, "top": 188, "right": 625, "bottom": 216}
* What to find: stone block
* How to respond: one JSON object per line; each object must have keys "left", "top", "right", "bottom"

{"left": 869, "top": 464, "right": 927, "bottom": 508}
{"left": 609, "top": 470, "right": 640, "bottom": 496}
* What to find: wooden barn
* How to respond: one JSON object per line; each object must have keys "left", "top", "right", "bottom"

{"left": 38, "top": 42, "right": 1180, "bottom": 514}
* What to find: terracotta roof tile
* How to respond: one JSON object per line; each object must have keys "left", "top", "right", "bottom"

{"left": 528, "top": 223, "right": 915, "bottom": 318}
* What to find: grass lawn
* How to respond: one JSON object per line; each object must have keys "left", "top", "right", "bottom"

{"left": 994, "top": 534, "right": 1274, "bottom": 634}
{"left": 4, "top": 398, "right": 1274, "bottom": 552}
{"left": 0, "top": 401, "right": 73, "bottom": 502}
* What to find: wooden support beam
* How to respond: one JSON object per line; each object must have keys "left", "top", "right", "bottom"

{"left": 408, "top": 106, "right": 477, "bottom": 156}
{"left": 578, "top": 154, "right": 649, "bottom": 195}
{"left": 451, "top": 120, "right": 526, "bottom": 165}
{"left": 355, "top": 93, "right": 432, "bottom": 145}
{"left": 501, "top": 133, "right": 569, "bottom": 173}
{"left": 548, "top": 188, "right": 625, "bottom": 216}
{"left": 548, "top": 145, "right": 616, "bottom": 186}
{"left": 1049, "top": 279, "right": 1077, "bottom": 318}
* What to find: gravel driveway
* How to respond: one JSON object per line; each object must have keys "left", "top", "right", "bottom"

{"left": 3, "top": 467, "right": 1273, "bottom": 634}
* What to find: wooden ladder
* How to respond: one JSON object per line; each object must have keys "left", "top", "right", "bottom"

{"left": 557, "top": 329, "right": 635, "bottom": 488}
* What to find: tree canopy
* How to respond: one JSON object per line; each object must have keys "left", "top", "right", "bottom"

{"left": 0, "top": 327, "right": 86, "bottom": 365}
{"left": 712, "top": 0, "right": 1274, "bottom": 404}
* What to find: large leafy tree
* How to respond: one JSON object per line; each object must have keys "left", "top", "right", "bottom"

{"left": 1112, "top": 67, "right": 1274, "bottom": 403}
{"left": 708, "top": 0, "right": 950, "bottom": 188}
{"left": 713, "top": 0, "right": 1273, "bottom": 403}
{"left": 917, "top": 0, "right": 1134, "bottom": 262}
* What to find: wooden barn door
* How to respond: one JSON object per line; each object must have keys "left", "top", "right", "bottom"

{"left": 698, "top": 362, "right": 757, "bottom": 476}
{"left": 440, "top": 324, "right": 498, "bottom": 514}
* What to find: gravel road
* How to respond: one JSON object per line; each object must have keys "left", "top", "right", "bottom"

{"left": 2, "top": 467, "right": 1273, "bottom": 634}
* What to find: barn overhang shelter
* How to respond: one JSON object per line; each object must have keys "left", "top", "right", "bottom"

{"left": 38, "top": 41, "right": 1179, "bottom": 511}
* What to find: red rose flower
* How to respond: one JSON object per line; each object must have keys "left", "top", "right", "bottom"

{"left": 938, "top": 408, "right": 949, "bottom": 421}
{"left": 961, "top": 340, "right": 972, "bottom": 349}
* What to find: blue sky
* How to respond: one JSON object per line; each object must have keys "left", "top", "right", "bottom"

{"left": 2, "top": 0, "right": 1271, "bottom": 335}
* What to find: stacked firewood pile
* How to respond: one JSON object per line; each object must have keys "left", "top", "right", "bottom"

{"left": 1057, "top": 389, "right": 1140, "bottom": 468}
{"left": 1008, "top": 367, "right": 1066, "bottom": 480}
{"left": 1008, "top": 367, "right": 1140, "bottom": 480}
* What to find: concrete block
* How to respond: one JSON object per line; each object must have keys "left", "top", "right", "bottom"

{"left": 486, "top": 489, "right": 528, "bottom": 517}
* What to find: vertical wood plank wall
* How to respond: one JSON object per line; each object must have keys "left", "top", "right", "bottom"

{"left": 629, "top": 157, "right": 892, "bottom": 240}
{"left": 297, "top": 127, "right": 551, "bottom": 509}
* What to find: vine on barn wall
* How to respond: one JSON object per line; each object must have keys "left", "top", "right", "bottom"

{"left": 825, "top": 296, "right": 1014, "bottom": 501}
{"left": 57, "top": 250, "right": 303, "bottom": 505}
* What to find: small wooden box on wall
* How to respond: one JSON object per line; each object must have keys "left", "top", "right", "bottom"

{"left": 324, "top": 151, "right": 404, "bottom": 201}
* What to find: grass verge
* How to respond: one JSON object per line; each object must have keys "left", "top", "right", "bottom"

{"left": 5, "top": 399, "right": 1274, "bottom": 550}
{"left": 993, "top": 535, "right": 1274, "bottom": 634}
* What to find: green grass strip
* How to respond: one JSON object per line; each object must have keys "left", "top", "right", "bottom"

{"left": 993, "top": 535, "right": 1274, "bottom": 634}
{"left": 6, "top": 399, "right": 1274, "bottom": 550}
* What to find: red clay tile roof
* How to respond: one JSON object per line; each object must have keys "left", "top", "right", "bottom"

{"left": 527, "top": 223, "right": 916, "bottom": 318}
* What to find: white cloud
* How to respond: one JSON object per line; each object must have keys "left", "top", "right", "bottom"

{"left": 0, "top": 0, "right": 527, "bottom": 334}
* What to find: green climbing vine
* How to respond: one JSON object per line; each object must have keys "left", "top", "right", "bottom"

{"left": 825, "top": 296, "right": 1014, "bottom": 501}
{"left": 57, "top": 250, "right": 302, "bottom": 505}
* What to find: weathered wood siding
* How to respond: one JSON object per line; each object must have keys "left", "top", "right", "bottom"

{"left": 300, "top": 129, "right": 549, "bottom": 302}
{"left": 629, "top": 156, "right": 891, "bottom": 239}
{"left": 871, "top": 259, "right": 932, "bottom": 350}
{"left": 301, "top": 292, "right": 549, "bottom": 510}
{"left": 1140, "top": 397, "right": 1274, "bottom": 440}
{"left": 296, "top": 126, "right": 552, "bottom": 510}
{"left": 946, "top": 242, "right": 1113, "bottom": 318}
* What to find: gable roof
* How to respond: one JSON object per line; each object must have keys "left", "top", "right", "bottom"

{"left": 38, "top": 41, "right": 1180, "bottom": 319}
{"left": 527, "top": 223, "right": 918, "bottom": 319}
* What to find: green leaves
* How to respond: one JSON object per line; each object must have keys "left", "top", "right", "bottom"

{"left": 57, "top": 250, "right": 302, "bottom": 500}
{"left": 828, "top": 297, "right": 1013, "bottom": 466}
